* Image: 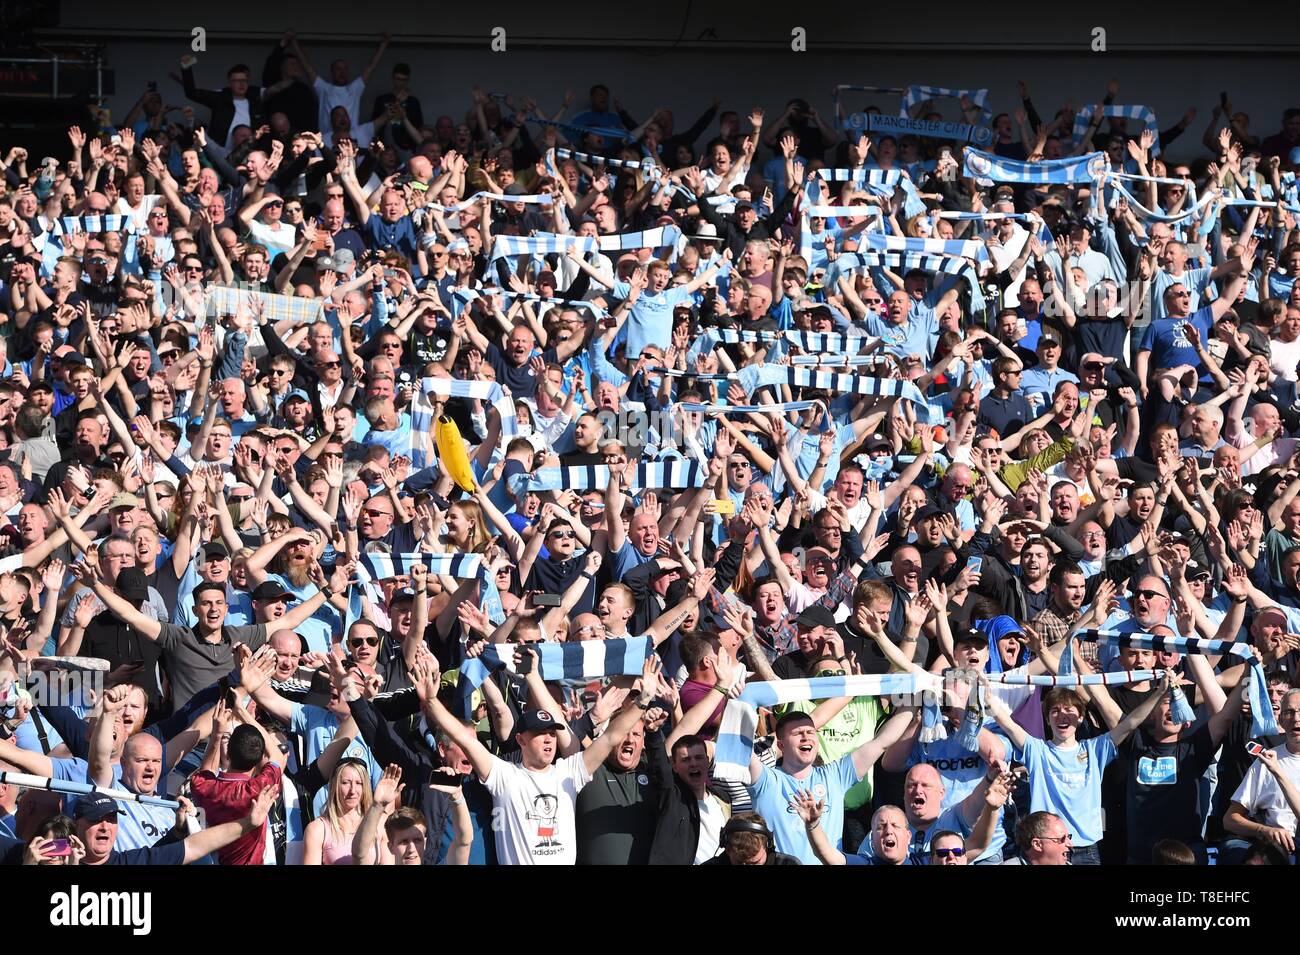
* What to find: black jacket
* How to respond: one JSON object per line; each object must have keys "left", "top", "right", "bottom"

{"left": 181, "top": 66, "right": 264, "bottom": 147}
{"left": 698, "top": 184, "right": 800, "bottom": 261}
{"left": 646, "top": 727, "right": 731, "bottom": 865}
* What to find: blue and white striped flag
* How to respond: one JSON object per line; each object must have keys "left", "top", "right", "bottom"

{"left": 963, "top": 148, "right": 1107, "bottom": 185}
{"left": 457, "top": 637, "right": 652, "bottom": 712}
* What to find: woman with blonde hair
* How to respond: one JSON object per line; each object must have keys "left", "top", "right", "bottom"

{"left": 303, "top": 758, "right": 388, "bottom": 866}
{"left": 442, "top": 498, "right": 491, "bottom": 553}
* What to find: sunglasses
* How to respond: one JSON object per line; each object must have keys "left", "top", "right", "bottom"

{"left": 350, "top": 636, "right": 380, "bottom": 648}
{"left": 1134, "top": 588, "right": 1170, "bottom": 601}
{"left": 549, "top": 529, "right": 577, "bottom": 540}
{"left": 363, "top": 508, "right": 393, "bottom": 519}
{"left": 932, "top": 847, "right": 966, "bottom": 858}
{"left": 319, "top": 360, "right": 341, "bottom": 368}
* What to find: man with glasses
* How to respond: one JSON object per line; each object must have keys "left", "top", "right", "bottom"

{"left": 1002, "top": 812, "right": 1072, "bottom": 865}
{"left": 1137, "top": 252, "right": 1251, "bottom": 398}
{"left": 976, "top": 356, "right": 1032, "bottom": 438}
{"left": 237, "top": 188, "right": 296, "bottom": 259}
{"left": 264, "top": 355, "right": 297, "bottom": 410}
{"left": 356, "top": 492, "right": 416, "bottom": 553}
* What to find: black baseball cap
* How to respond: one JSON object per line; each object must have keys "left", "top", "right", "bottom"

{"left": 252, "top": 581, "right": 291, "bottom": 602}
{"left": 515, "top": 709, "right": 562, "bottom": 735}
{"left": 116, "top": 568, "right": 149, "bottom": 602}
{"left": 794, "top": 605, "right": 837, "bottom": 630}
{"left": 75, "top": 792, "right": 121, "bottom": 822}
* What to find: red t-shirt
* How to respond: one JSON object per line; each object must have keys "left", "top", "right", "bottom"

{"left": 189, "top": 762, "right": 282, "bottom": 865}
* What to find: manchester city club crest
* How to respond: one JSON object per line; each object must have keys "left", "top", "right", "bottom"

{"left": 966, "top": 151, "right": 993, "bottom": 177}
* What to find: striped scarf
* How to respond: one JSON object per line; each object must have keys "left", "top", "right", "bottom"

{"left": 693, "top": 327, "right": 878, "bottom": 355}
{"left": 1072, "top": 104, "right": 1161, "bottom": 154}
{"left": 527, "top": 117, "right": 634, "bottom": 144}
{"left": 0, "top": 770, "right": 181, "bottom": 810}
{"left": 676, "top": 400, "right": 820, "bottom": 416}
{"left": 964, "top": 148, "right": 1107, "bottom": 185}
{"left": 507, "top": 459, "right": 706, "bottom": 495}
{"left": 825, "top": 250, "right": 986, "bottom": 312}
{"left": 457, "top": 637, "right": 652, "bottom": 712}
{"left": 48, "top": 214, "right": 132, "bottom": 235}
{"left": 488, "top": 226, "right": 680, "bottom": 262}
{"left": 452, "top": 287, "right": 607, "bottom": 318}
{"left": 409, "top": 377, "right": 517, "bottom": 469}
{"left": 900, "top": 85, "right": 992, "bottom": 124}
{"left": 357, "top": 551, "right": 505, "bottom": 625}
{"left": 712, "top": 665, "right": 1167, "bottom": 782}
{"left": 736, "top": 363, "right": 939, "bottom": 422}
{"left": 863, "top": 232, "right": 990, "bottom": 265}
{"left": 713, "top": 673, "right": 944, "bottom": 782}
{"left": 546, "top": 147, "right": 662, "bottom": 178}
{"left": 1103, "top": 174, "right": 1214, "bottom": 225}
{"left": 432, "top": 191, "right": 553, "bottom": 213}
{"left": 1064, "top": 629, "right": 1279, "bottom": 737}
{"left": 790, "top": 354, "right": 881, "bottom": 367}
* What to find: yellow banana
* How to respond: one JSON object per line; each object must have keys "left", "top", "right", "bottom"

{"left": 435, "top": 415, "right": 476, "bottom": 492}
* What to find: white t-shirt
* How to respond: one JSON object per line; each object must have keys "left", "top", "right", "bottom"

{"left": 694, "top": 794, "right": 726, "bottom": 864}
{"left": 482, "top": 753, "right": 592, "bottom": 865}
{"left": 229, "top": 98, "right": 252, "bottom": 144}
{"left": 246, "top": 219, "right": 299, "bottom": 258}
{"left": 314, "top": 76, "right": 366, "bottom": 132}
{"left": 1230, "top": 745, "right": 1300, "bottom": 832}
{"left": 1270, "top": 336, "right": 1300, "bottom": 384}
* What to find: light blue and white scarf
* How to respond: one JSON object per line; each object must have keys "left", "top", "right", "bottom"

{"left": 409, "top": 377, "right": 517, "bottom": 469}
{"left": 1103, "top": 173, "right": 1214, "bottom": 225}
{"left": 48, "top": 214, "right": 132, "bottom": 235}
{"left": 713, "top": 672, "right": 944, "bottom": 782}
{"left": 863, "top": 232, "right": 989, "bottom": 265}
{"left": 432, "top": 191, "right": 554, "bottom": 213}
{"left": 1066, "top": 629, "right": 1279, "bottom": 737}
{"left": 900, "top": 85, "right": 992, "bottom": 124}
{"left": 457, "top": 637, "right": 652, "bottom": 713}
{"left": 356, "top": 551, "right": 505, "bottom": 626}
{"left": 452, "top": 287, "right": 607, "bottom": 318}
{"left": 963, "top": 148, "right": 1107, "bottom": 185}
{"left": 1072, "top": 104, "right": 1161, "bottom": 155}
{"left": 825, "top": 250, "right": 985, "bottom": 312}
{"left": 489, "top": 225, "right": 681, "bottom": 262}
{"left": 508, "top": 459, "right": 707, "bottom": 494}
